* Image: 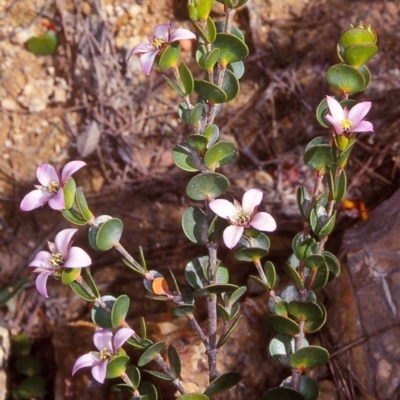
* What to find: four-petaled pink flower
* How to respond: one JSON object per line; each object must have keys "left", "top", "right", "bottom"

{"left": 127, "top": 22, "right": 196, "bottom": 75}
{"left": 209, "top": 188, "right": 277, "bottom": 249}
{"left": 325, "top": 95, "right": 373, "bottom": 135}
{"left": 20, "top": 161, "right": 86, "bottom": 211}
{"left": 72, "top": 328, "right": 134, "bottom": 384}
{"left": 28, "top": 228, "right": 91, "bottom": 298}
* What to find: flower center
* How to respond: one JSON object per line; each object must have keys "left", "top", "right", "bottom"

{"left": 99, "top": 347, "right": 112, "bottom": 360}
{"left": 231, "top": 211, "right": 250, "bottom": 226}
{"left": 340, "top": 119, "right": 352, "bottom": 132}
{"left": 46, "top": 181, "right": 60, "bottom": 194}
{"left": 152, "top": 36, "right": 166, "bottom": 49}
{"left": 50, "top": 253, "right": 64, "bottom": 267}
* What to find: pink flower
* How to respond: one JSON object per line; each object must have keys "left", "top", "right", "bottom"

{"left": 127, "top": 22, "right": 196, "bottom": 75}
{"left": 20, "top": 161, "right": 86, "bottom": 211}
{"left": 209, "top": 188, "right": 277, "bottom": 249}
{"left": 72, "top": 328, "right": 134, "bottom": 384}
{"left": 325, "top": 96, "right": 373, "bottom": 135}
{"left": 28, "top": 229, "right": 91, "bottom": 297}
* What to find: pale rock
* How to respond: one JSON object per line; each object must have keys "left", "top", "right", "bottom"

{"left": 17, "top": 78, "right": 54, "bottom": 112}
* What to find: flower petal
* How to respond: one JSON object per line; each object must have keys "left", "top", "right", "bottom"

{"left": 61, "top": 161, "right": 86, "bottom": 183}
{"left": 93, "top": 329, "right": 113, "bottom": 352}
{"left": 153, "top": 23, "right": 172, "bottom": 41}
{"left": 36, "top": 164, "right": 58, "bottom": 186}
{"left": 325, "top": 114, "right": 343, "bottom": 135}
{"left": 64, "top": 246, "right": 92, "bottom": 269}
{"left": 242, "top": 189, "right": 263, "bottom": 214}
{"left": 28, "top": 251, "right": 52, "bottom": 268}
{"left": 35, "top": 271, "right": 53, "bottom": 297}
{"left": 47, "top": 188, "right": 65, "bottom": 210}
{"left": 326, "top": 96, "right": 345, "bottom": 123}
{"left": 20, "top": 190, "right": 53, "bottom": 211}
{"left": 170, "top": 28, "right": 196, "bottom": 42}
{"left": 113, "top": 328, "right": 134, "bottom": 350}
{"left": 127, "top": 42, "right": 155, "bottom": 60}
{"left": 352, "top": 120, "right": 373, "bottom": 133}
{"left": 55, "top": 229, "right": 77, "bottom": 257}
{"left": 348, "top": 101, "right": 371, "bottom": 127}
{"left": 72, "top": 352, "right": 101, "bottom": 375}
{"left": 223, "top": 225, "right": 244, "bottom": 249}
{"left": 209, "top": 199, "right": 236, "bottom": 219}
{"left": 91, "top": 360, "right": 108, "bottom": 384}
{"left": 139, "top": 50, "right": 159, "bottom": 75}
{"left": 250, "top": 212, "right": 277, "bottom": 232}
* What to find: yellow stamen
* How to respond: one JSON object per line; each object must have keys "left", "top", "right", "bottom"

{"left": 99, "top": 347, "right": 112, "bottom": 360}
{"left": 152, "top": 37, "right": 166, "bottom": 49}
{"left": 340, "top": 119, "right": 352, "bottom": 131}
{"left": 46, "top": 181, "right": 60, "bottom": 194}
{"left": 50, "top": 253, "right": 64, "bottom": 267}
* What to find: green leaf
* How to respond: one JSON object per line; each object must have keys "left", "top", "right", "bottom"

{"left": 264, "top": 315, "right": 300, "bottom": 336}
{"left": 204, "top": 124, "right": 220, "bottom": 147}
{"left": 168, "top": 345, "right": 181, "bottom": 378}
{"left": 185, "top": 256, "right": 208, "bottom": 289}
{"left": 289, "top": 345, "right": 330, "bottom": 370}
{"left": 63, "top": 177, "right": 76, "bottom": 210}
{"left": 324, "top": 251, "right": 340, "bottom": 282}
{"left": 139, "top": 381, "right": 158, "bottom": 400}
{"left": 227, "top": 60, "right": 245, "bottom": 79}
{"left": 25, "top": 32, "right": 58, "bottom": 55}
{"left": 91, "top": 295, "right": 116, "bottom": 328}
{"left": 190, "top": 103, "right": 204, "bottom": 127}
{"left": 144, "top": 369, "right": 174, "bottom": 381}
{"left": 214, "top": 22, "right": 245, "bottom": 41}
{"left": 297, "top": 376, "right": 320, "bottom": 400}
{"left": 182, "top": 206, "right": 208, "bottom": 245}
{"left": 296, "top": 186, "right": 311, "bottom": 220}
{"left": 0, "top": 278, "right": 25, "bottom": 307}
{"left": 17, "top": 376, "right": 46, "bottom": 398}
{"left": 269, "top": 334, "right": 309, "bottom": 368}
{"left": 69, "top": 281, "right": 96, "bottom": 301}
{"left": 126, "top": 365, "right": 141, "bottom": 390}
{"left": 318, "top": 211, "right": 336, "bottom": 238}
{"left": 106, "top": 355, "right": 129, "bottom": 379}
{"left": 179, "top": 62, "right": 194, "bottom": 95}
{"left": 15, "top": 355, "right": 43, "bottom": 375}
{"left": 186, "top": 172, "right": 230, "bottom": 201}
{"left": 220, "top": 68, "right": 240, "bottom": 102}
{"left": 197, "top": 0, "right": 213, "bottom": 20}
{"left": 284, "top": 263, "right": 304, "bottom": 290}
{"left": 287, "top": 301, "right": 323, "bottom": 321}
{"left": 217, "top": 315, "right": 243, "bottom": 348}
{"left": 187, "top": 134, "right": 209, "bottom": 153}
{"left": 61, "top": 267, "right": 81, "bottom": 285}
{"left": 212, "top": 33, "right": 248, "bottom": 67}
{"left": 204, "top": 140, "right": 237, "bottom": 170}
{"left": 179, "top": 101, "right": 192, "bottom": 125}
{"left": 138, "top": 341, "right": 166, "bottom": 367}
{"left": 158, "top": 42, "right": 181, "bottom": 70}
{"left": 95, "top": 218, "right": 123, "bottom": 251}
{"left": 203, "top": 372, "right": 241, "bottom": 397}
{"left": 326, "top": 63, "right": 367, "bottom": 94}
{"left": 206, "top": 16, "right": 217, "bottom": 43}
{"left": 163, "top": 73, "right": 187, "bottom": 97}
{"left": 194, "top": 283, "right": 238, "bottom": 297}
{"left": 335, "top": 169, "right": 347, "bottom": 202}
{"left": 262, "top": 387, "right": 305, "bottom": 400}
{"left": 264, "top": 261, "right": 276, "bottom": 289}
{"left": 111, "top": 295, "right": 130, "bottom": 328}
{"left": 88, "top": 215, "right": 112, "bottom": 250}
{"left": 75, "top": 188, "right": 92, "bottom": 222}
{"left": 342, "top": 44, "right": 378, "bottom": 68}
{"left": 340, "top": 27, "right": 376, "bottom": 47}
{"left": 304, "top": 254, "right": 325, "bottom": 270}
{"left": 177, "top": 394, "right": 209, "bottom": 400}
{"left": 311, "top": 263, "right": 329, "bottom": 291}
{"left": 303, "top": 144, "right": 333, "bottom": 173}
{"left": 228, "top": 286, "right": 247, "bottom": 306}
{"left": 304, "top": 302, "right": 327, "bottom": 333}
{"left": 172, "top": 143, "right": 200, "bottom": 172}
{"left": 194, "top": 79, "right": 227, "bottom": 103}
{"left": 62, "top": 208, "right": 88, "bottom": 226}
{"left": 204, "top": 48, "right": 221, "bottom": 71}
{"left": 172, "top": 304, "right": 195, "bottom": 318}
